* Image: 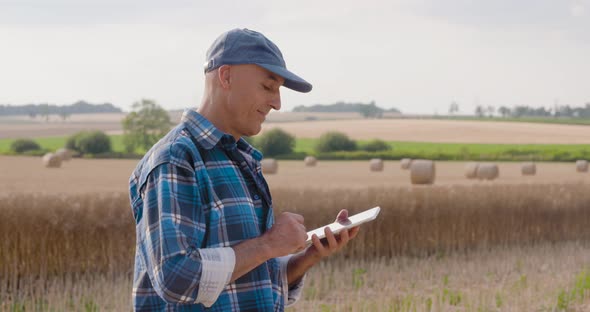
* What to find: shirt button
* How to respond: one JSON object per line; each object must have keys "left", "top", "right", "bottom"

{"left": 253, "top": 194, "right": 260, "bottom": 200}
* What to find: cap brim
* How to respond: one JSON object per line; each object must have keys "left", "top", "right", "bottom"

{"left": 257, "top": 64, "right": 313, "bottom": 93}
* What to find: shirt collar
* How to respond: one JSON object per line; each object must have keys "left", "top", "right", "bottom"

{"left": 181, "top": 109, "right": 226, "bottom": 150}
{"left": 237, "top": 138, "right": 263, "bottom": 161}
{"left": 181, "top": 109, "right": 262, "bottom": 160}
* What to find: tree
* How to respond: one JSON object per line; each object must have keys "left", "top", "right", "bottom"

{"left": 77, "top": 131, "right": 112, "bottom": 154}
{"left": 66, "top": 130, "right": 112, "bottom": 154}
{"left": 28, "top": 110, "right": 37, "bottom": 119}
{"left": 254, "top": 128, "right": 295, "bottom": 157}
{"left": 448, "top": 101, "right": 459, "bottom": 115}
{"left": 362, "top": 139, "right": 391, "bottom": 152}
{"left": 40, "top": 104, "right": 50, "bottom": 122}
{"left": 10, "top": 139, "right": 41, "bottom": 153}
{"left": 498, "top": 106, "right": 511, "bottom": 118}
{"left": 59, "top": 107, "right": 70, "bottom": 121}
{"left": 486, "top": 105, "right": 495, "bottom": 118}
{"left": 513, "top": 106, "right": 528, "bottom": 117}
{"left": 475, "top": 105, "right": 485, "bottom": 117}
{"left": 358, "top": 101, "right": 383, "bottom": 118}
{"left": 122, "top": 99, "right": 172, "bottom": 153}
{"left": 315, "top": 132, "right": 357, "bottom": 153}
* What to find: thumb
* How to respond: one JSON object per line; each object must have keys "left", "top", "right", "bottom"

{"left": 336, "top": 209, "right": 351, "bottom": 225}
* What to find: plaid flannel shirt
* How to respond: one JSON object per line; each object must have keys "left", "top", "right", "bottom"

{"left": 129, "top": 109, "right": 304, "bottom": 311}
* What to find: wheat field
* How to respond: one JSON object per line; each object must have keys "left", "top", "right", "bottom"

{"left": 2, "top": 155, "right": 590, "bottom": 310}
{"left": 291, "top": 242, "right": 590, "bottom": 312}
{"left": 2, "top": 181, "right": 590, "bottom": 310}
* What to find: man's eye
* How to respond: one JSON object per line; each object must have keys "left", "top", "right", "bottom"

{"left": 263, "top": 85, "right": 271, "bottom": 91}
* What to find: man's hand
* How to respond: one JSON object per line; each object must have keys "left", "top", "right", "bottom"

{"left": 306, "top": 209, "right": 360, "bottom": 260}
{"left": 261, "top": 212, "right": 307, "bottom": 258}
{"left": 234, "top": 209, "right": 359, "bottom": 286}
{"left": 230, "top": 212, "right": 306, "bottom": 283}
{"left": 284, "top": 209, "right": 360, "bottom": 286}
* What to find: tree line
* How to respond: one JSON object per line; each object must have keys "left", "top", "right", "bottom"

{"left": 0, "top": 101, "right": 122, "bottom": 118}
{"left": 472, "top": 103, "right": 590, "bottom": 118}
{"left": 293, "top": 101, "right": 400, "bottom": 118}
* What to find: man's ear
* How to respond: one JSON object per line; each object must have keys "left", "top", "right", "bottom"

{"left": 218, "top": 65, "right": 231, "bottom": 89}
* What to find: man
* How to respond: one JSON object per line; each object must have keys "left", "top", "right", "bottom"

{"left": 129, "top": 28, "right": 359, "bottom": 311}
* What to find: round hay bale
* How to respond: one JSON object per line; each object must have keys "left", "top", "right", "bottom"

{"left": 369, "top": 158, "right": 384, "bottom": 172}
{"left": 400, "top": 158, "right": 412, "bottom": 170}
{"left": 261, "top": 158, "right": 278, "bottom": 174}
{"left": 576, "top": 160, "right": 588, "bottom": 172}
{"left": 56, "top": 148, "right": 73, "bottom": 161}
{"left": 410, "top": 159, "right": 435, "bottom": 184}
{"left": 42, "top": 153, "right": 62, "bottom": 168}
{"left": 304, "top": 156, "right": 317, "bottom": 167}
{"left": 521, "top": 162, "right": 536, "bottom": 176}
{"left": 464, "top": 162, "right": 479, "bottom": 179}
{"left": 476, "top": 163, "right": 499, "bottom": 180}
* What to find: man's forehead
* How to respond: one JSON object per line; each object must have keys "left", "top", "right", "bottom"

{"left": 259, "top": 67, "right": 284, "bottom": 85}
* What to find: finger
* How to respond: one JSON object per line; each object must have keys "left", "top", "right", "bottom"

{"left": 298, "top": 223, "right": 307, "bottom": 233}
{"left": 324, "top": 227, "right": 339, "bottom": 251}
{"left": 290, "top": 213, "right": 305, "bottom": 224}
{"left": 312, "top": 234, "right": 328, "bottom": 256}
{"left": 339, "top": 226, "right": 350, "bottom": 246}
{"left": 336, "top": 209, "right": 350, "bottom": 225}
{"left": 301, "top": 231, "right": 307, "bottom": 247}
{"left": 348, "top": 226, "right": 360, "bottom": 239}
{"left": 296, "top": 244, "right": 307, "bottom": 253}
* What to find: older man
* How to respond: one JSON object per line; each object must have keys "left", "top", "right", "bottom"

{"left": 129, "top": 28, "right": 359, "bottom": 311}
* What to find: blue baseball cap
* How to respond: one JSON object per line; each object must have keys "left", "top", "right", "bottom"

{"left": 204, "top": 28, "right": 313, "bottom": 93}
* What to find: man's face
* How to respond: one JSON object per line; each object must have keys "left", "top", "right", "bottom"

{"left": 223, "top": 64, "right": 284, "bottom": 138}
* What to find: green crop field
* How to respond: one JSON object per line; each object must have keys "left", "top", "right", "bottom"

{"left": 1, "top": 135, "right": 589, "bottom": 162}
{"left": 295, "top": 138, "right": 590, "bottom": 162}
{"left": 0, "top": 135, "right": 128, "bottom": 155}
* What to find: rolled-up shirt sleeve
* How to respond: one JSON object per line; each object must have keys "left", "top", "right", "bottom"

{"left": 138, "top": 162, "right": 235, "bottom": 306}
{"left": 278, "top": 255, "right": 306, "bottom": 307}
{"left": 196, "top": 247, "right": 235, "bottom": 307}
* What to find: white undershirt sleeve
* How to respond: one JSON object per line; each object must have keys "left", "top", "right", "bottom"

{"left": 278, "top": 255, "right": 306, "bottom": 307}
{"left": 196, "top": 247, "right": 236, "bottom": 307}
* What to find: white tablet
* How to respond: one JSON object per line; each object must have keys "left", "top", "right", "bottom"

{"left": 305, "top": 206, "right": 380, "bottom": 245}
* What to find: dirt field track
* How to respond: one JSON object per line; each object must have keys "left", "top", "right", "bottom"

{"left": 262, "top": 118, "right": 590, "bottom": 144}
{"left": 0, "top": 113, "right": 126, "bottom": 139}
{"left": 1, "top": 156, "right": 588, "bottom": 194}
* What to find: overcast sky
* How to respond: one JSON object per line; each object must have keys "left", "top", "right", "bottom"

{"left": 1, "top": 0, "right": 589, "bottom": 114}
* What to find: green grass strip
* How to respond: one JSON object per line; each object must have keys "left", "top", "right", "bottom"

{"left": 0, "top": 135, "right": 127, "bottom": 154}
{"left": 1, "top": 135, "right": 589, "bottom": 162}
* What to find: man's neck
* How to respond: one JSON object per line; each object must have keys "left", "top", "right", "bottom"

{"left": 197, "top": 97, "right": 240, "bottom": 141}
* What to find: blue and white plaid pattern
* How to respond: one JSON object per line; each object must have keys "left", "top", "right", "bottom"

{"left": 129, "top": 109, "right": 290, "bottom": 311}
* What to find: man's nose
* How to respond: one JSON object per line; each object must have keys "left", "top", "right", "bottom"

{"left": 270, "top": 92, "right": 281, "bottom": 111}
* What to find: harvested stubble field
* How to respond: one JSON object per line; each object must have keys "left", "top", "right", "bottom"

{"left": 1, "top": 156, "right": 589, "bottom": 194}
{"left": 0, "top": 113, "right": 126, "bottom": 139}
{"left": 261, "top": 118, "right": 590, "bottom": 144}
{"left": 0, "top": 112, "right": 361, "bottom": 139}
{"left": 2, "top": 156, "right": 590, "bottom": 310}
